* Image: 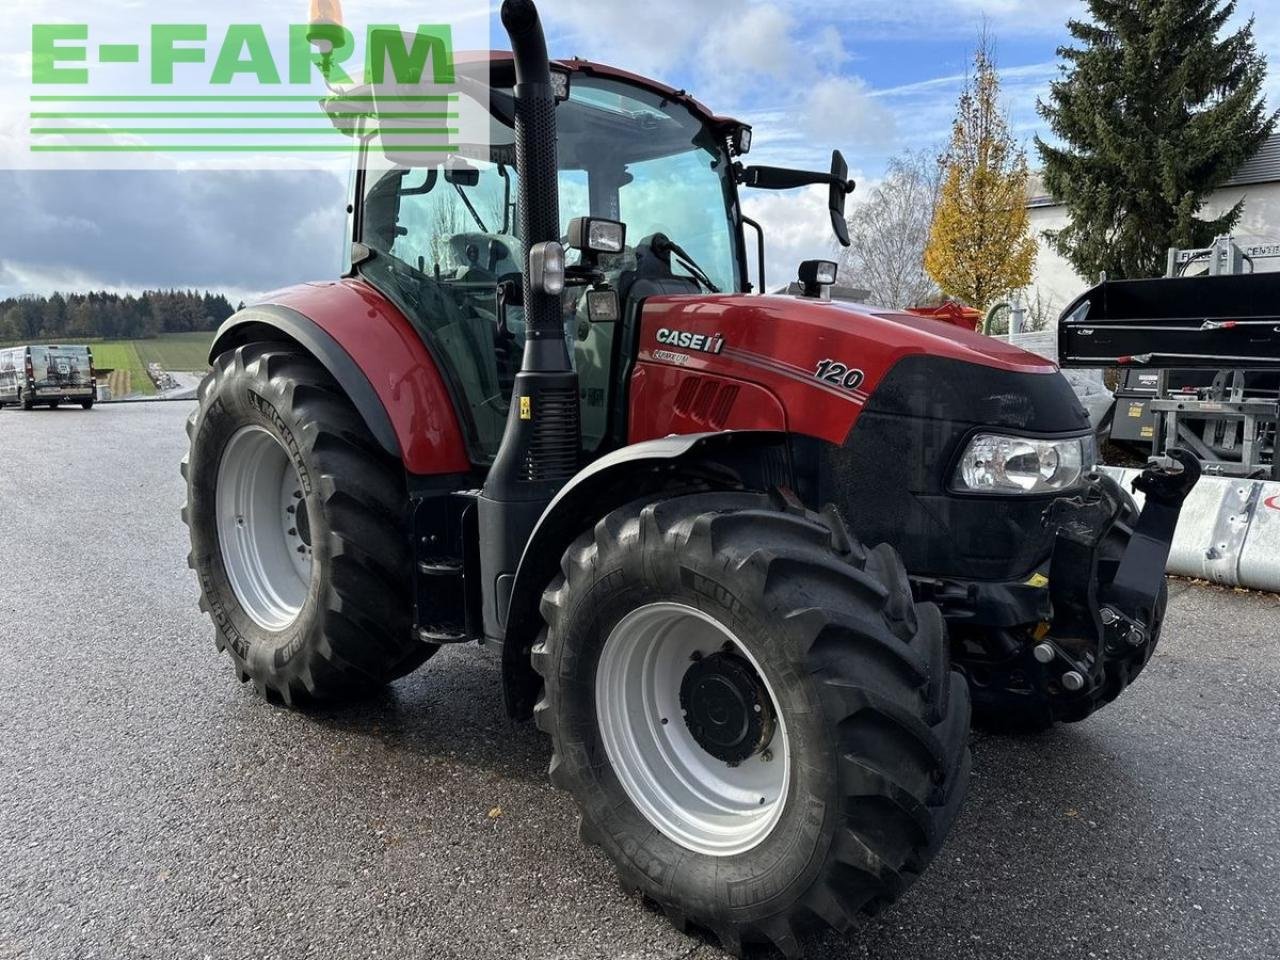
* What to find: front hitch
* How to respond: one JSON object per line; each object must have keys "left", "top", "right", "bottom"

{"left": 1033, "top": 449, "right": 1200, "bottom": 697}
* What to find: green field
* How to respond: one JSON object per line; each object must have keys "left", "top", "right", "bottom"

{"left": 91, "top": 341, "right": 156, "bottom": 396}
{"left": 92, "top": 333, "right": 213, "bottom": 397}
{"left": 129, "top": 332, "right": 215, "bottom": 372}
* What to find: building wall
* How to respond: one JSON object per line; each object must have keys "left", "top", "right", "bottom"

{"left": 1026, "top": 181, "right": 1280, "bottom": 318}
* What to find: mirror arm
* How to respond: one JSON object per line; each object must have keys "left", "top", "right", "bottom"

{"left": 738, "top": 165, "right": 855, "bottom": 194}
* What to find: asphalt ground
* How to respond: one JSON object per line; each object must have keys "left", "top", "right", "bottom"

{"left": 1, "top": 400, "right": 1278, "bottom": 960}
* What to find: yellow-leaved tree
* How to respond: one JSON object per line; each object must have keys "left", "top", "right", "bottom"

{"left": 925, "top": 37, "right": 1036, "bottom": 311}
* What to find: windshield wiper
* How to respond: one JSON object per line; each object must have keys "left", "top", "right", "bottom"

{"left": 653, "top": 234, "right": 721, "bottom": 293}
{"left": 453, "top": 182, "right": 490, "bottom": 233}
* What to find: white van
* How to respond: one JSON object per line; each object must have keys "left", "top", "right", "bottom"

{"left": 0, "top": 345, "right": 96, "bottom": 410}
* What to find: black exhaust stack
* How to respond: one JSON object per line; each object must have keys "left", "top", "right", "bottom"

{"left": 478, "top": 0, "right": 580, "bottom": 641}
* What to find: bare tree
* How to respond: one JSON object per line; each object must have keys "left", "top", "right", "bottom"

{"left": 839, "top": 150, "right": 942, "bottom": 309}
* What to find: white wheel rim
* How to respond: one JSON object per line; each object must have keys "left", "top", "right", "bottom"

{"left": 595, "top": 602, "right": 790, "bottom": 857}
{"left": 215, "top": 425, "right": 313, "bottom": 631}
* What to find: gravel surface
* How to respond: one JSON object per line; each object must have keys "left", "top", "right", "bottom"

{"left": 1, "top": 401, "right": 1277, "bottom": 960}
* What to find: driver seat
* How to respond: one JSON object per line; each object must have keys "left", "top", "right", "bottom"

{"left": 616, "top": 235, "right": 702, "bottom": 307}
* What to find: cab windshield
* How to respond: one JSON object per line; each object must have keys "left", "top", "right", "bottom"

{"left": 357, "top": 74, "right": 742, "bottom": 461}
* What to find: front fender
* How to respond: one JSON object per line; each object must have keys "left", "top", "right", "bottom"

{"left": 210, "top": 280, "right": 471, "bottom": 476}
{"left": 500, "top": 430, "right": 792, "bottom": 718}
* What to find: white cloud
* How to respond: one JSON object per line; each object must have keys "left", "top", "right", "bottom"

{"left": 699, "top": 4, "right": 796, "bottom": 83}
{"left": 742, "top": 183, "right": 845, "bottom": 291}
{"left": 805, "top": 76, "right": 897, "bottom": 149}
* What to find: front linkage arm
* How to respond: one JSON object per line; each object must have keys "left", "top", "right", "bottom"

{"left": 1037, "top": 449, "right": 1200, "bottom": 699}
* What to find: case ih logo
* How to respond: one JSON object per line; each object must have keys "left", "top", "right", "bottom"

{"left": 656, "top": 328, "right": 725, "bottom": 355}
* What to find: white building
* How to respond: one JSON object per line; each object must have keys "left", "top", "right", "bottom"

{"left": 1025, "top": 133, "right": 1280, "bottom": 314}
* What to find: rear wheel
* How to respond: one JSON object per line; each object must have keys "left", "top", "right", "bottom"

{"left": 182, "top": 342, "right": 435, "bottom": 704}
{"left": 20, "top": 392, "right": 33, "bottom": 411}
{"left": 534, "top": 492, "right": 970, "bottom": 956}
{"left": 81, "top": 398, "right": 94, "bottom": 410}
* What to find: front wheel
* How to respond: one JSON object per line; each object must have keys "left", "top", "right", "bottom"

{"left": 81, "top": 398, "right": 94, "bottom": 410}
{"left": 533, "top": 493, "right": 970, "bottom": 956}
{"left": 182, "top": 342, "right": 435, "bottom": 704}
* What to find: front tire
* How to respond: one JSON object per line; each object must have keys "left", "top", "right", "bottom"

{"left": 534, "top": 492, "right": 970, "bottom": 956}
{"left": 81, "top": 398, "right": 94, "bottom": 410}
{"left": 182, "top": 342, "right": 435, "bottom": 704}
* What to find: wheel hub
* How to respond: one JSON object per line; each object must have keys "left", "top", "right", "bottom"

{"left": 680, "top": 653, "right": 774, "bottom": 763}
{"left": 594, "top": 602, "right": 791, "bottom": 857}
{"left": 215, "top": 425, "right": 313, "bottom": 631}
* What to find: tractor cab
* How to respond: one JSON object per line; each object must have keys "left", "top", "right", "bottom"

{"left": 349, "top": 58, "right": 749, "bottom": 462}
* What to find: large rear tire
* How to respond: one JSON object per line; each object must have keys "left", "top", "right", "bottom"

{"left": 533, "top": 492, "right": 970, "bottom": 957}
{"left": 182, "top": 342, "right": 435, "bottom": 704}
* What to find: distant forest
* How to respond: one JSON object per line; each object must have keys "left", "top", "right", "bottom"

{"left": 0, "top": 291, "right": 241, "bottom": 342}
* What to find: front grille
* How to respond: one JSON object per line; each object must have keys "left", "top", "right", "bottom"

{"left": 673, "top": 375, "right": 740, "bottom": 430}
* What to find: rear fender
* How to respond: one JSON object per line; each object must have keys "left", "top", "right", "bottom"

{"left": 210, "top": 281, "right": 471, "bottom": 476}
{"left": 500, "top": 430, "right": 791, "bottom": 719}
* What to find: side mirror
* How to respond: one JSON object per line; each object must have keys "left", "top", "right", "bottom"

{"left": 829, "top": 151, "right": 852, "bottom": 248}
{"left": 444, "top": 162, "right": 481, "bottom": 187}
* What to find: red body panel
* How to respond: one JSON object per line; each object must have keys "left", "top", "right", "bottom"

{"left": 630, "top": 294, "right": 1058, "bottom": 447}
{"left": 260, "top": 280, "right": 471, "bottom": 476}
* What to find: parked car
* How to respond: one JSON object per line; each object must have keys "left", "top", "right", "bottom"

{"left": 0, "top": 344, "right": 96, "bottom": 410}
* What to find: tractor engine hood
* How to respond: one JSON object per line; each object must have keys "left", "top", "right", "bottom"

{"left": 632, "top": 293, "right": 1080, "bottom": 450}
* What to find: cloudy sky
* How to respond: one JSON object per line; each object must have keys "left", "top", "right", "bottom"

{"left": 0, "top": 0, "right": 1275, "bottom": 301}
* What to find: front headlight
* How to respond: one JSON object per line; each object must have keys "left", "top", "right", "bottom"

{"left": 953, "top": 433, "right": 1094, "bottom": 495}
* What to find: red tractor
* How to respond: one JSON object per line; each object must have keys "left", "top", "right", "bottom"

{"left": 183, "top": 2, "right": 1197, "bottom": 954}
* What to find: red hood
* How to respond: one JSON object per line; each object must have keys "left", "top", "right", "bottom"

{"left": 628, "top": 293, "right": 1063, "bottom": 448}
{"left": 643, "top": 294, "right": 1057, "bottom": 375}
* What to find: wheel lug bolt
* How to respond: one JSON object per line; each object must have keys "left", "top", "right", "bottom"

{"left": 1033, "top": 643, "right": 1055, "bottom": 664}
{"left": 1062, "top": 671, "right": 1086, "bottom": 692}
{"left": 288, "top": 528, "right": 297, "bottom": 536}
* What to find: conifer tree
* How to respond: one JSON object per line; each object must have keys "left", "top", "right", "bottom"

{"left": 1037, "top": 0, "right": 1275, "bottom": 280}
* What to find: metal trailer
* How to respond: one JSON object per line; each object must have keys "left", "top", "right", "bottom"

{"left": 1097, "top": 237, "right": 1280, "bottom": 478}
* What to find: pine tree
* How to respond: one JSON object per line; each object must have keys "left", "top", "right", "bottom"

{"left": 1037, "top": 0, "right": 1275, "bottom": 281}
{"left": 924, "top": 35, "right": 1037, "bottom": 310}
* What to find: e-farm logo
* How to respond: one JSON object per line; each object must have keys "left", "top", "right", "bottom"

{"left": 27, "top": 22, "right": 460, "bottom": 157}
